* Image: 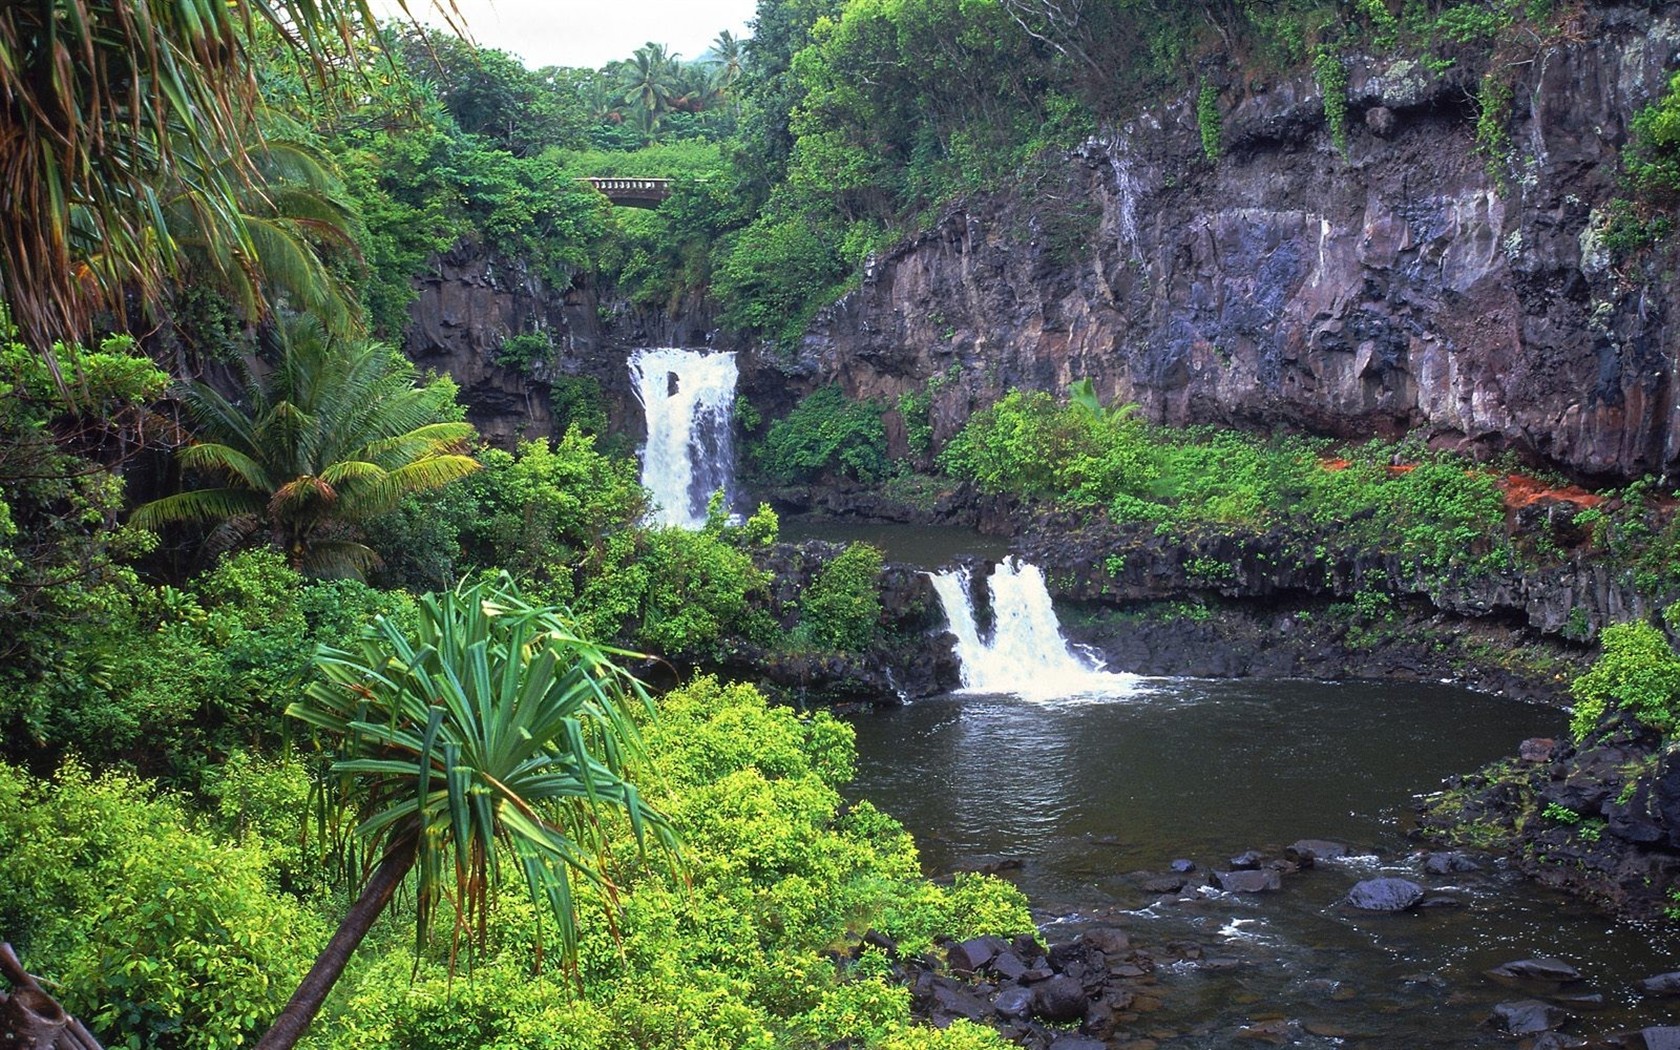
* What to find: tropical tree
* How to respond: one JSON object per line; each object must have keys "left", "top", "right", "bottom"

{"left": 0, "top": 1, "right": 452, "bottom": 359}
{"left": 132, "top": 316, "right": 479, "bottom": 576}
{"left": 255, "top": 575, "right": 680, "bottom": 1050}
{"left": 619, "top": 42, "right": 680, "bottom": 137}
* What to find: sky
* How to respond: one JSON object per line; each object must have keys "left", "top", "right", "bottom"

{"left": 382, "top": 0, "right": 759, "bottom": 69}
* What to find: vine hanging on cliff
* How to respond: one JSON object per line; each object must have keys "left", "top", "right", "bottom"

{"left": 1313, "top": 48, "right": 1350, "bottom": 155}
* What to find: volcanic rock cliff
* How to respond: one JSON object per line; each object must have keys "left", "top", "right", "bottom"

{"left": 792, "top": 3, "right": 1680, "bottom": 483}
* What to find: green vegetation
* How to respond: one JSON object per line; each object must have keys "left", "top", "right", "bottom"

{"left": 1313, "top": 48, "right": 1350, "bottom": 154}
{"left": 1198, "top": 82, "right": 1223, "bottom": 161}
{"left": 133, "top": 318, "right": 480, "bottom": 578}
{"left": 798, "top": 543, "right": 887, "bottom": 652}
{"left": 1569, "top": 620, "right": 1680, "bottom": 740}
{"left": 757, "top": 386, "right": 891, "bottom": 484}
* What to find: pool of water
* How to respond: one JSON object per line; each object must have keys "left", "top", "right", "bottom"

{"left": 845, "top": 680, "right": 1680, "bottom": 1047}
{"left": 778, "top": 515, "right": 1010, "bottom": 568}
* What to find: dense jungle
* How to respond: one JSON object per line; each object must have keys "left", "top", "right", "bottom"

{"left": 8, "top": 1, "right": 1680, "bottom": 1047}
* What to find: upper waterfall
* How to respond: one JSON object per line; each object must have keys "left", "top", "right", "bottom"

{"left": 929, "top": 558, "right": 1141, "bottom": 700}
{"left": 629, "top": 348, "right": 738, "bottom": 528}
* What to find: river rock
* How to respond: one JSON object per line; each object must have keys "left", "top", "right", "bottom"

{"left": 1081, "top": 927, "right": 1131, "bottom": 956}
{"left": 1229, "top": 850, "right": 1266, "bottom": 870}
{"left": 991, "top": 949, "right": 1028, "bottom": 981}
{"left": 1490, "top": 999, "right": 1571, "bottom": 1035}
{"left": 1520, "top": 738, "right": 1559, "bottom": 763}
{"left": 1639, "top": 972, "right": 1680, "bottom": 996}
{"left": 1213, "top": 869, "right": 1282, "bottom": 893}
{"left": 1346, "top": 878, "right": 1424, "bottom": 911}
{"left": 1033, "top": 974, "right": 1090, "bottom": 1023}
{"left": 1644, "top": 1027, "right": 1680, "bottom": 1050}
{"left": 1287, "top": 839, "right": 1349, "bottom": 865}
{"left": 931, "top": 980, "right": 991, "bottom": 1024}
{"left": 1048, "top": 1036, "right": 1106, "bottom": 1050}
{"left": 1169, "top": 858, "right": 1197, "bottom": 873}
{"left": 992, "top": 985, "right": 1034, "bottom": 1019}
{"left": 1486, "top": 958, "right": 1583, "bottom": 988}
{"left": 1422, "top": 851, "right": 1482, "bottom": 875}
{"left": 1531, "top": 1035, "right": 1588, "bottom": 1050}
{"left": 1141, "top": 875, "right": 1188, "bottom": 893}
{"left": 949, "top": 936, "right": 1007, "bottom": 973}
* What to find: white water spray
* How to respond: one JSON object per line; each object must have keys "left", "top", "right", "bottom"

{"left": 929, "top": 558, "right": 1141, "bottom": 700}
{"left": 630, "top": 347, "right": 738, "bottom": 528}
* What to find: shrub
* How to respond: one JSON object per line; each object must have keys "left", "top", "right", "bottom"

{"left": 1569, "top": 621, "right": 1680, "bottom": 739}
{"left": 757, "top": 386, "right": 891, "bottom": 484}
{"left": 800, "top": 543, "right": 886, "bottom": 652}
{"left": 0, "top": 761, "right": 323, "bottom": 1050}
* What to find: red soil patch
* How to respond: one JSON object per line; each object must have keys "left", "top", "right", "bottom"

{"left": 1501, "top": 473, "right": 1602, "bottom": 511}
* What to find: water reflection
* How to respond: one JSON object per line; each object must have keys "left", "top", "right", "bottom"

{"left": 845, "top": 680, "right": 1680, "bottom": 1046}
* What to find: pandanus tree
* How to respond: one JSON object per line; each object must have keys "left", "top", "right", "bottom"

{"left": 255, "top": 576, "right": 680, "bottom": 1050}
{"left": 131, "top": 316, "right": 480, "bottom": 576}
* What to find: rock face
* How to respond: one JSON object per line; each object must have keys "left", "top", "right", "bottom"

{"left": 405, "top": 244, "right": 727, "bottom": 448}
{"left": 791, "top": 4, "right": 1680, "bottom": 483}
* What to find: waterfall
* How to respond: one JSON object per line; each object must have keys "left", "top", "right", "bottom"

{"left": 630, "top": 347, "right": 738, "bottom": 528}
{"left": 929, "top": 558, "right": 1141, "bottom": 700}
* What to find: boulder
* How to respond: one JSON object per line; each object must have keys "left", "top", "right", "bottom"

{"left": 1287, "top": 839, "right": 1349, "bottom": 864}
{"left": 1169, "top": 858, "right": 1197, "bottom": 873}
{"left": 992, "top": 985, "right": 1034, "bottom": 1019}
{"left": 948, "top": 936, "right": 1007, "bottom": 973}
{"left": 1081, "top": 927, "right": 1131, "bottom": 957}
{"left": 1345, "top": 878, "right": 1424, "bottom": 912}
{"left": 930, "top": 981, "right": 991, "bottom": 1024}
{"left": 1422, "top": 851, "right": 1482, "bottom": 875}
{"left": 1229, "top": 850, "right": 1266, "bottom": 870}
{"left": 1520, "top": 738, "right": 1558, "bottom": 763}
{"left": 1645, "top": 1027, "right": 1680, "bottom": 1050}
{"left": 1638, "top": 971, "right": 1680, "bottom": 997}
{"left": 1048, "top": 1037, "right": 1106, "bottom": 1050}
{"left": 1213, "top": 869, "right": 1282, "bottom": 893}
{"left": 1490, "top": 999, "right": 1570, "bottom": 1035}
{"left": 990, "top": 949, "right": 1028, "bottom": 981}
{"left": 1033, "top": 974, "right": 1089, "bottom": 1024}
{"left": 1486, "top": 958, "right": 1582, "bottom": 987}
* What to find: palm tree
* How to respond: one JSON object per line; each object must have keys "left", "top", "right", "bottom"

{"left": 257, "top": 576, "right": 679, "bottom": 1050}
{"left": 706, "top": 31, "right": 744, "bottom": 90}
{"left": 131, "top": 316, "right": 479, "bottom": 576}
{"left": 618, "top": 43, "right": 680, "bottom": 138}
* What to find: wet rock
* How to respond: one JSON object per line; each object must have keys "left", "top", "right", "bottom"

{"left": 1083, "top": 1000, "right": 1117, "bottom": 1039}
{"left": 1490, "top": 999, "right": 1571, "bottom": 1035}
{"left": 1287, "top": 839, "right": 1349, "bottom": 865}
{"left": 1644, "top": 1027, "right": 1680, "bottom": 1050}
{"left": 992, "top": 985, "right": 1034, "bottom": 1019}
{"left": 1033, "top": 974, "right": 1090, "bottom": 1024}
{"left": 1169, "top": 858, "right": 1197, "bottom": 873}
{"left": 1235, "top": 1019, "right": 1292, "bottom": 1044}
{"left": 1081, "top": 927, "right": 1131, "bottom": 957}
{"left": 863, "top": 929, "right": 898, "bottom": 955}
{"left": 931, "top": 981, "right": 992, "bottom": 1023}
{"left": 1531, "top": 1035, "right": 1588, "bottom": 1050}
{"left": 949, "top": 936, "right": 1008, "bottom": 973}
{"left": 1049, "top": 1036, "right": 1106, "bottom": 1050}
{"left": 1346, "top": 878, "right": 1424, "bottom": 912}
{"left": 1486, "top": 958, "right": 1583, "bottom": 988}
{"left": 1521, "top": 738, "right": 1559, "bottom": 763}
{"left": 1422, "top": 851, "right": 1482, "bottom": 875}
{"left": 1418, "top": 895, "right": 1464, "bottom": 908}
{"left": 1553, "top": 991, "right": 1606, "bottom": 1011}
{"left": 1141, "top": 875, "right": 1188, "bottom": 894}
{"left": 1047, "top": 941, "right": 1087, "bottom": 971}
{"left": 1638, "top": 972, "right": 1680, "bottom": 996}
{"left": 991, "top": 950, "right": 1028, "bottom": 981}
{"left": 1229, "top": 850, "right": 1266, "bottom": 870}
{"left": 1213, "top": 869, "right": 1283, "bottom": 893}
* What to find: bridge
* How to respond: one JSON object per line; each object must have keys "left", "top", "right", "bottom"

{"left": 579, "top": 177, "right": 672, "bottom": 208}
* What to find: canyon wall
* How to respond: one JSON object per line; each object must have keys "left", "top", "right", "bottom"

{"left": 788, "top": 4, "right": 1680, "bottom": 482}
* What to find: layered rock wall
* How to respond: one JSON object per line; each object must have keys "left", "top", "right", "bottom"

{"left": 792, "top": 4, "right": 1680, "bottom": 482}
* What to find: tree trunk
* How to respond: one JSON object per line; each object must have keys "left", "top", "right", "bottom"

{"left": 253, "top": 847, "right": 414, "bottom": 1050}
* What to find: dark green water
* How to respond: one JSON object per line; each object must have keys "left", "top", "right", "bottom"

{"left": 778, "top": 514, "right": 1010, "bottom": 567}
{"left": 845, "top": 680, "right": 1680, "bottom": 1048}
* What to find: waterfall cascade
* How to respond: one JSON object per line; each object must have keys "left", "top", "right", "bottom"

{"left": 929, "top": 558, "right": 1141, "bottom": 699}
{"left": 629, "top": 347, "right": 738, "bottom": 528}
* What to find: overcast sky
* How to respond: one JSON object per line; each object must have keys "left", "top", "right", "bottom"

{"left": 384, "top": 0, "right": 759, "bottom": 69}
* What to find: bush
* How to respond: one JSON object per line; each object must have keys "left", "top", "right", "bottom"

{"left": 0, "top": 761, "right": 323, "bottom": 1050}
{"left": 799, "top": 543, "right": 886, "bottom": 653}
{"left": 756, "top": 386, "right": 891, "bottom": 484}
{"left": 1569, "top": 621, "right": 1680, "bottom": 739}
{"left": 311, "top": 676, "right": 1025, "bottom": 1050}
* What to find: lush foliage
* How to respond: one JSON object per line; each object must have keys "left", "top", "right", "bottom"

{"left": 756, "top": 386, "right": 891, "bottom": 484}
{"left": 1569, "top": 621, "right": 1680, "bottom": 740}
{"left": 939, "top": 385, "right": 1509, "bottom": 574}
{"left": 133, "top": 319, "right": 479, "bottom": 577}
{"left": 307, "top": 676, "right": 1027, "bottom": 1050}
{"left": 0, "top": 762, "right": 324, "bottom": 1050}
{"left": 798, "top": 543, "right": 886, "bottom": 652}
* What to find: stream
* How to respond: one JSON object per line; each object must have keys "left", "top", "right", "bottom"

{"left": 846, "top": 680, "right": 1680, "bottom": 1046}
